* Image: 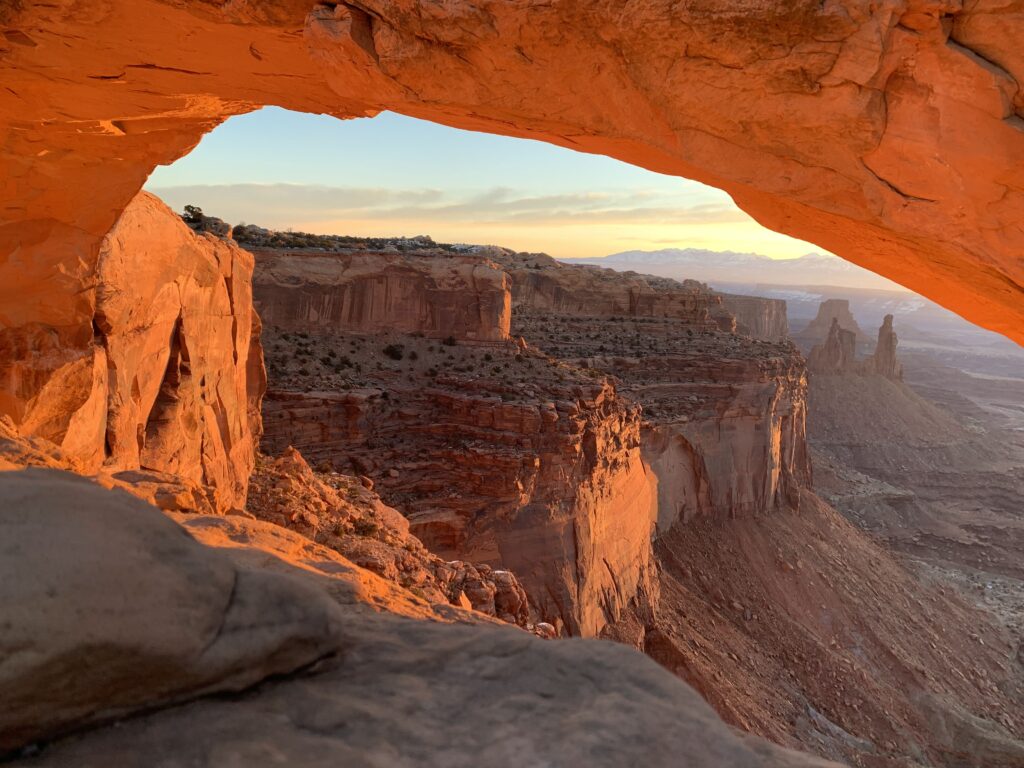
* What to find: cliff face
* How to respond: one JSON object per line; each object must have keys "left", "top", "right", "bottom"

{"left": 864, "top": 313, "right": 903, "bottom": 380}
{"left": 253, "top": 248, "right": 511, "bottom": 342}
{"left": 3, "top": 0, "right": 1023, "bottom": 390}
{"left": 515, "top": 313, "right": 811, "bottom": 526}
{"left": 259, "top": 326, "right": 658, "bottom": 638}
{"left": 721, "top": 294, "right": 791, "bottom": 341}
{"left": 480, "top": 250, "right": 725, "bottom": 329}
{"left": 806, "top": 318, "right": 859, "bottom": 374}
{"left": 2, "top": 192, "right": 262, "bottom": 512}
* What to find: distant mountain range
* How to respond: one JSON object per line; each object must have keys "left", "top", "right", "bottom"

{"left": 566, "top": 248, "right": 906, "bottom": 292}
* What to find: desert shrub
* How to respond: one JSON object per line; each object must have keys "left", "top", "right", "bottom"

{"left": 383, "top": 344, "right": 404, "bottom": 360}
{"left": 182, "top": 204, "right": 203, "bottom": 224}
{"left": 353, "top": 518, "right": 379, "bottom": 537}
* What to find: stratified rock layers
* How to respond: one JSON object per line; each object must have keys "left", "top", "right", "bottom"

{"left": 796, "top": 299, "right": 867, "bottom": 344}
{"left": 262, "top": 375, "right": 659, "bottom": 638}
{"left": 806, "top": 310, "right": 903, "bottom": 381}
{"left": 254, "top": 249, "right": 511, "bottom": 342}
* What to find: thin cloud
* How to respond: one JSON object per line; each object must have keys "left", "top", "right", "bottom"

{"left": 149, "top": 182, "right": 746, "bottom": 230}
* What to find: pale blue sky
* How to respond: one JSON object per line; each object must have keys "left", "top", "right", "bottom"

{"left": 147, "top": 107, "right": 824, "bottom": 259}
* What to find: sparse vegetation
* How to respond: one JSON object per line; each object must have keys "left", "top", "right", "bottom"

{"left": 383, "top": 344, "right": 405, "bottom": 361}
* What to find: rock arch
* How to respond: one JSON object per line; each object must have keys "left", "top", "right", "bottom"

{"left": 1, "top": 0, "right": 1022, "bottom": 435}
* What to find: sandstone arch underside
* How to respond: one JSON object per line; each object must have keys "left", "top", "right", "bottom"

{"left": 1, "top": 0, "right": 1023, "bottom": 433}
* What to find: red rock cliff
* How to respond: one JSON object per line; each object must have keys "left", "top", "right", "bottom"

{"left": 2, "top": 0, "right": 1023, "bottom": 441}
{"left": 516, "top": 313, "right": 812, "bottom": 526}
{"left": 2, "top": 0, "right": 1023, "bottom": 360}
{"left": 253, "top": 248, "right": 511, "bottom": 342}
{"left": 261, "top": 342, "right": 659, "bottom": 638}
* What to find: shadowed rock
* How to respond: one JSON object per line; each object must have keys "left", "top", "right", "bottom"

{"left": 0, "top": 468, "right": 343, "bottom": 753}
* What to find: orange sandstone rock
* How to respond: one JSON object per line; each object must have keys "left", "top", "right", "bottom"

{"left": 1, "top": 0, "right": 1023, "bottom": 440}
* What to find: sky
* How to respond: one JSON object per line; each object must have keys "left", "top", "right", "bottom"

{"left": 146, "top": 107, "right": 827, "bottom": 260}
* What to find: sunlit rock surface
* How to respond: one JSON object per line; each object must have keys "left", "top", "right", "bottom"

{"left": 254, "top": 247, "right": 511, "bottom": 342}
{"left": 2, "top": 0, "right": 1023, "bottom": 439}
{"left": 0, "top": 469, "right": 841, "bottom": 768}
{"left": 0, "top": 192, "right": 261, "bottom": 510}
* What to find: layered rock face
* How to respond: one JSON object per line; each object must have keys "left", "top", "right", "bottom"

{"left": 513, "top": 286, "right": 1024, "bottom": 767}
{"left": 246, "top": 447, "right": 532, "bottom": 628}
{"left": 258, "top": 325, "right": 658, "bottom": 637}
{"left": 864, "top": 313, "right": 903, "bottom": 379}
{"left": 721, "top": 294, "right": 791, "bottom": 341}
{"left": 806, "top": 318, "right": 859, "bottom": 374}
{"left": 253, "top": 248, "right": 511, "bottom": 342}
{"left": 478, "top": 249, "right": 725, "bottom": 329}
{"left": 0, "top": 192, "right": 261, "bottom": 512}
{"left": 515, "top": 313, "right": 812, "bottom": 526}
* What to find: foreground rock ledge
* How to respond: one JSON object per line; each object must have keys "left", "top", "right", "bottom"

{"left": 0, "top": 468, "right": 838, "bottom": 767}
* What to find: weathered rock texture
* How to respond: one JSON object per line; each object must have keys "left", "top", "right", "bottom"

{"left": 806, "top": 318, "right": 859, "bottom": 374}
{"left": 513, "top": 281, "right": 1024, "bottom": 767}
{"left": 253, "top": 248, "right": 511, "bottom": 342}
{"left": 865, "top": 313, "right": 903, "bottom": 379}
{"left": 807, "top": 313, "right": 903, "bottom": 380}
{"left": 246, "top": 447, "right": 532, "bottom": 627}
{"left": 0, "top": 467, "right": 343, "bottom": 752}
{"left": 260, "top": 341, "right": 659, "bottom": 638}
{"left": 722, "top": 294, "right": 791, "bottom": 341}
{"left": 0, "top": 192, "right": 262, "bottom": 511}
{"left": 480, "top": 249, "right": 726, "bottom": 329}
{"left": 515, "top": 313, "right": 812, "bottom": 527}
{"left": 0, "top": 466, "right": 844, "bottom": 768}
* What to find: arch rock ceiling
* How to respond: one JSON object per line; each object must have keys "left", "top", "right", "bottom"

{"left": 1, "top": 0, "right": 1022, "bottom": 423}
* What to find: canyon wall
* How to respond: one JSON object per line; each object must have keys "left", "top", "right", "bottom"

{"left": 253, "top": 249, "right": 511, "bottom": 342}
{"left": 640, "top": 357, "right": 810, "bottom": 528}
{"left": 480, "top": 249, "right": 725, "bottom": 329}
{"left": 2, "top": 192, "right": 261, "bottom": 512}
{"left": 261, "top": 351, "right": 659, "bottom": 638}
{"left": 721, "top": 294, "right": 791, "bottom": 341}
{"left": 514, "top": 311, "right": 812, "bottom": 527}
